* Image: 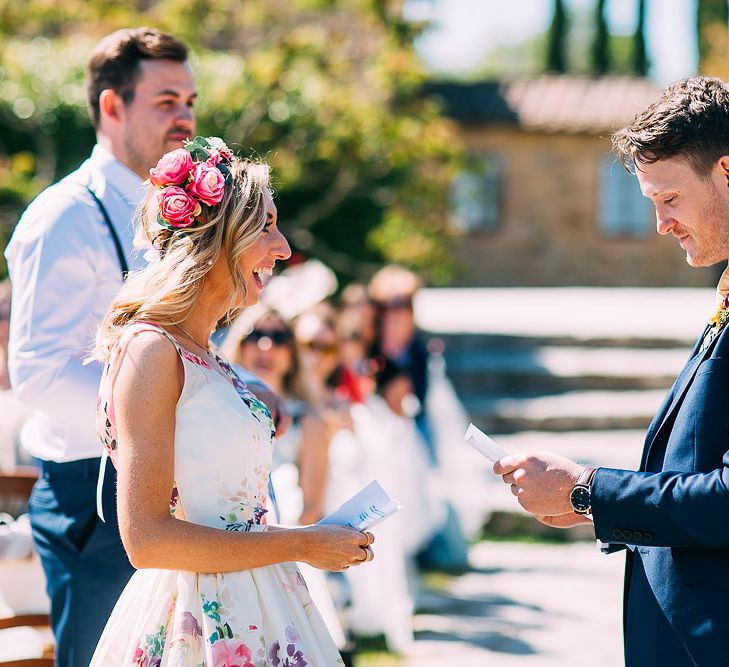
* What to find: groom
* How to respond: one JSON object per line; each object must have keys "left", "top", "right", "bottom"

{"left": 495, "top": 76, "right": 729, "bottom": 666}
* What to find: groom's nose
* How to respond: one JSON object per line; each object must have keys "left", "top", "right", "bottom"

{"left": 655, "top": 208, "right": 677, "bottom": 236}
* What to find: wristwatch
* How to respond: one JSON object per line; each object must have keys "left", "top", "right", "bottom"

{"left": 570, "top": 467, "right": 597, "bottom": 515}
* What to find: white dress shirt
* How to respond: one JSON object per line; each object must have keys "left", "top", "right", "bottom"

{"left": 5, "top": 145, "right": 147, "bottom": 462}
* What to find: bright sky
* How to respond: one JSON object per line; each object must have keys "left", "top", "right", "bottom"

{"left": 406, "top": 0, "right": 698, "bottom": 84}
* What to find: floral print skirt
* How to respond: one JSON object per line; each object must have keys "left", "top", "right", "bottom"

{"left": 90, "top": 562, "right": 343, "bottom": 666}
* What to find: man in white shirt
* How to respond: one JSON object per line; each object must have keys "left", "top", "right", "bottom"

{"left": 4, "top": 28, "right": 197, "bottom": 666}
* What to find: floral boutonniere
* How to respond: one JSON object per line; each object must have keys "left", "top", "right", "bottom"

{"left": 703, "top": 294, "right": 729, "bottom": 350}
{"left": 709, "top": 294, "right": 729, "bottom": 328}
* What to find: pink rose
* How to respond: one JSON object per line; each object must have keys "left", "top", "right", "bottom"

{"left": 158, "top": 186, "right": 202, "bottom": 228}
{"left": 149, "top": 148, "right": 194, "bottom": 188}
{"left": 185, "top": 162, "right": 226, "bottom": 206}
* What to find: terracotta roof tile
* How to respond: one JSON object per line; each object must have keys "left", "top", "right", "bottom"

{"left": 424, "top": 75, "right": 662, "bottom": 134}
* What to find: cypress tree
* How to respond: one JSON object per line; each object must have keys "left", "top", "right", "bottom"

{"left": 631, "top": 0, "right": 648, "bottom": 75}
{"left": 591, "top": 0, "right": 610, "bottom": 75}
{"left": 697, "top": 0, "right": 729, "bottom": 69}
{"left": 546, "top": 0, "right": 568, "bottom": 73}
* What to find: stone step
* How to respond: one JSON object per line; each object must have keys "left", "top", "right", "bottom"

{"left": 444, "top": 345, "right": 686, "bottom": 393}
{"left": 415, "top": 287, "right": 714, "bottom": 344}
{"left": 463, "top": 388, "right": 666, "bottom": 434}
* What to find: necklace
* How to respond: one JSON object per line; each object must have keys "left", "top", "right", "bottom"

{"left": 175, "top": 323, "right": 211, "bottom": 353}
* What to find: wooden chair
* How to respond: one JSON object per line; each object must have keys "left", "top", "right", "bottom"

{"left": 0, "top": 468, "right": 54, "bottom": 666}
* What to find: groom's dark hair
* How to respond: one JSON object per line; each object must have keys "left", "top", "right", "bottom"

{"left": 613, "top": 76, "right": 729, "bottom": 177}
{"left": 86, "top": 27, "right": 189, "bottom": 127}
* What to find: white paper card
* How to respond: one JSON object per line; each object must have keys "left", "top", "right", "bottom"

{"left": 465, "top": 423, "right": 509, "bottom": 464}
{"left": 318, "top": 480, "right": 402, "bottom": 531}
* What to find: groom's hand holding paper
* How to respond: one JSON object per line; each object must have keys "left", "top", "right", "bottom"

{"left": 465, "top": 424, "right": 591, "bottom": 527}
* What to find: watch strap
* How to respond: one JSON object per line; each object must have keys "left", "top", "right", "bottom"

{"left": 576, "top": 466, "right": 597, "bottom": 487}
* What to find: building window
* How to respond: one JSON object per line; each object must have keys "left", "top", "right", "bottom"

{"left": 599, "top": 156, "right": 652, "bottom": 238}
{"left": 451, "top": 152, "right": 503, "bottom": 232}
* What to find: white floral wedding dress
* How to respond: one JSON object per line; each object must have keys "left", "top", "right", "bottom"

{"left": 91, "top": 322, "right": 343, "bottom": 666}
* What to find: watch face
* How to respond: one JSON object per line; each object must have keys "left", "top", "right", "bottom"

{"left": 570, "top": 486, "right": 591, "bottom": 513}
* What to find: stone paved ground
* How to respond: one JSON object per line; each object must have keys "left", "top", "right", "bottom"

{"left": 405, "top": 540, "right": 625, "bottom": 667}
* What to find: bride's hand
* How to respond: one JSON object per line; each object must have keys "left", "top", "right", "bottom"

{"left": 299, "top": 526, "right": 375, "bottom": 572}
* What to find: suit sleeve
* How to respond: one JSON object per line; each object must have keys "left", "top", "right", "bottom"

{"left": 591, "top": 461, "right": 729, "bottom": 550}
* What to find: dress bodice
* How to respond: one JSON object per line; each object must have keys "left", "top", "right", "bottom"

{"left": 98, "top": 321, "right": 275, "bottom": 531}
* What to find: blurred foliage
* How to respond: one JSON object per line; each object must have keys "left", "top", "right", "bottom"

{"left": 701, "top": 22, "right": 729, "bottom": 79}
{"left": 590, "top": 0, "right": 609, "bottom": 75}
{"left": 0, "top": 0, "right": 463, "bottom": 284}
{"left": 474, "top": 3, "right": 637, "bottom": 80}
{"left": 631, "top": 0, "right": 649, "bottom": 76}
{"left": 697, "top": 0, "right": 729, "bottom": 70}
{"left": 546, "top": 0, "right": 568, "bottom": 73}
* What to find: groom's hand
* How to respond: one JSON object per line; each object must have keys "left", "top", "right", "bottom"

{"left": 534, "top": 513, "right": 593, "bottom": 529}
{"left": 493, "top": 451, "right": 586, "bottom": 516}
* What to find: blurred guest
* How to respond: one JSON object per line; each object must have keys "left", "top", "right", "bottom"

{"left": 368, "top": 266, "right": 434, "bottom": 463}
{"left": 369, "top": 265, "right": 470, "bottom": 573}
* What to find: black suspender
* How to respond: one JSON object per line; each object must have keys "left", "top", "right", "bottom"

{"left": 85, "top": 185, "right": 129, "bottom": 279}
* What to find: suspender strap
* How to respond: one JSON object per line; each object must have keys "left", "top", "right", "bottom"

{"left": 85, "top": 185, "right": 129, "bottom": 278}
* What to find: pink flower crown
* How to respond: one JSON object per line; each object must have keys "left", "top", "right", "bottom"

{"left": 149, "top": 136, "right": 234, "bottom": 230}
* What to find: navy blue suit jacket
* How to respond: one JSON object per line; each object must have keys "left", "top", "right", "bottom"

{"left": 592, "top": 324, "right": 729, "bottom": 666}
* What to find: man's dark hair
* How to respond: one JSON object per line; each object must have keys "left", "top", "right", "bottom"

{"left": 612, "top": 76, "right": 729, "bottom": 177}
{"left": 86, "top": 27, "right": 189, "bottom": 127}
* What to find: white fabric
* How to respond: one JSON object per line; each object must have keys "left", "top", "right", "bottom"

{"left": 5, "top": 145, "right": 146, "bottom": 462}
{"left": 92, "top": 323, "right": 342, "bottom": 665}
{"left": 324, "top": 397, "right": 438, "bottom": 652}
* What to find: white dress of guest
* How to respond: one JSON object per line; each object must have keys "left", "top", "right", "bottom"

{"left": 325, "top": 394, "right": 437, "bottom": 652}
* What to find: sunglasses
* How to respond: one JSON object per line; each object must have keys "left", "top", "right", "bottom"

{"left": 304, "top": 341, "right": 339, "bottom": 355}
{"left": 243, "top": 329, "right": 293, "bottom": 346}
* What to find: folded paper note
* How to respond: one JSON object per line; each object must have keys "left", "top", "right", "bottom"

{"left": 318, "top": 480, "right": 402, "bottom": 531}
{"left": 465, "top": 423, "right": 509, "bottom": 464}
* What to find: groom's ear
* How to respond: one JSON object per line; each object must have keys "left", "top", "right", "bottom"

{"left": 718, "top": 156, "right": 729, "bottom": 186}
{"left": 98, "top": 89, "right": 123, "bottom": 125}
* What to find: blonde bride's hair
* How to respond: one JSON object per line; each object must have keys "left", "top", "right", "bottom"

{"left": 92, "top": 158, "right": 271, "bottom": 362}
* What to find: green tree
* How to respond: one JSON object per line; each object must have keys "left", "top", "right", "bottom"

{"left": 546, "top": 0, "right": 569, "bottom": 73}
{"left": 0, "top": 0, "right": 462, "bottom": 284}
{"left": 631, "top": 0, "right": 649, "bottom": 76}
{"left": 697, "top": 0, "right": 729, "bottom": 70}
{"left": 590, "top": 0, "right": 609, "bottom": 75}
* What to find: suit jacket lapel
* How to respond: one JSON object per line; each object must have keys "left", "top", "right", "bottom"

{"left": 640, "top": 324, "right": 715, "bottom": 471}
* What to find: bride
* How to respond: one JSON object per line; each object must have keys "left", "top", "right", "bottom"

{"left": 89, "top": 137, "right": 374, "bottom": 666}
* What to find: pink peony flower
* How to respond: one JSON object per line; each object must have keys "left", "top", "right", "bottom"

{"left": 149, "top": 148, "right": 194, "bottom": 188}
{"left": 210, "top": 639, "right": 254, "bottom": 667}
{"left": 158, "top": 187, "right": 202, "bottom": 228}
{"left": 185, "top": 162, "right": 226, "bottom": 207}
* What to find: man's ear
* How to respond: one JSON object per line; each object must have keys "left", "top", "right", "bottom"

{"left": 718, "top": 155, "right": 729, "bottom": 182}
{"left": 98, "top": 89, "right": 123, "bottom": 125}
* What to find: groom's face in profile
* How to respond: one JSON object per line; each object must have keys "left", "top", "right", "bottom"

{"left": 118, "top": 59, "right": 197, "bottom": 177}
{"left": 636, "top": 155, "right": 729, "bottom": 267}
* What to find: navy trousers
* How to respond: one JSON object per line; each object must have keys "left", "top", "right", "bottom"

{"left": 29, "top": 457, "right": 134, "bottom": 667}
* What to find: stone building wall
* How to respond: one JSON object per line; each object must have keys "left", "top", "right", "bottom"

{"left": 451, "top": 126, "right": 719, "bottom": 287}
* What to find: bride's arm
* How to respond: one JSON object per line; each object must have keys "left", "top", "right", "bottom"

{"left": 113, "top": 331, "right": 372, "bottom": 573}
